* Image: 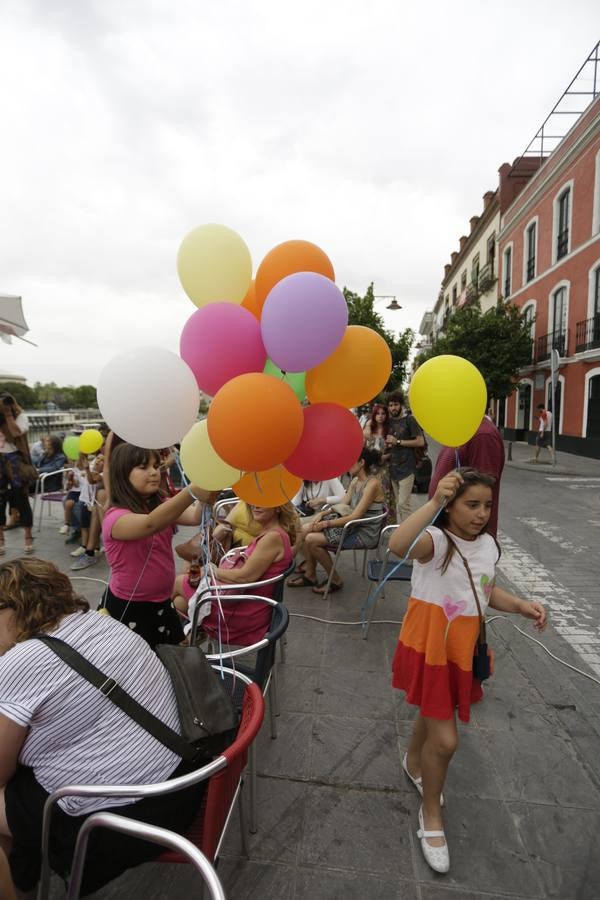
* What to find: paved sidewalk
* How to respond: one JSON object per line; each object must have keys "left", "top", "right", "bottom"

{"left": 14, "top": 497, "right": 600, "bottom": 899}
{"left": 503, "top": 438, "right": 600, "bottom": 476}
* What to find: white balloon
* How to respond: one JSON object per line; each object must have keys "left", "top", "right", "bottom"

{"left": 98, "top": 347, "right": 199, "bottom": 448}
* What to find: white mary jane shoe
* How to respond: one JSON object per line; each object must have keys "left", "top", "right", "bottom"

{"left": 402, "top": 753, "right": 444, "bottom": 806}
{"left": 417, "top": 805, "right": 450, "bottom": 873}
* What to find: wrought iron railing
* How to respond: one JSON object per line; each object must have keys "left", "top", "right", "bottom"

{"left": 477, "top": 263, "right": 496, "bottom": 294}
{"left": 535, "top": 329, "right": 568, "bottom": 363}
{"left": 575, "top": 315, "right": 600, "bottom": 353}
{"left": 465, "top": 282, "right": 479, "bottom": 304}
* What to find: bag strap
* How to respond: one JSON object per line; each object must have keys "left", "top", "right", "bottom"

{"left": 442, "top": 531, "right": 487, "bottom": 644}
{"left": 34, "top": 634, "right": 195, "bottom": 760}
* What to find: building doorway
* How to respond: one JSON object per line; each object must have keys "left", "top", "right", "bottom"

{"left": 516, "top": 383, "right": 531, "bottom": 440}
{"left": 547, "top": 380, "right": 562, "bottom": 432}
{"left": 587, "top": 374, "right": 600, "bottom": 439}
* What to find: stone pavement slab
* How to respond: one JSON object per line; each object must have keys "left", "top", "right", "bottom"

{"left": 28, "top": 466, "right": 600, "bottom": 899}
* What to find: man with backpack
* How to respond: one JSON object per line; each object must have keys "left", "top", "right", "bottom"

{"left": 385, "top": 391, "right": 425, "bottom": 522}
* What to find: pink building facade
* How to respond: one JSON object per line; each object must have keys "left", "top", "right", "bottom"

{"left": 498, "top": 95, "right": 600, "bottom": 457}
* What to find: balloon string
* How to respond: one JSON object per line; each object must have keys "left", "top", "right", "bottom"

{"left": 455, "top": 449, "right": 461, "bottom": 467}
{"left": 253, "top": 471, "right": 263, "bottom": 495}
{"left": 278, "top": 467, "right": 294, "bottom": 505}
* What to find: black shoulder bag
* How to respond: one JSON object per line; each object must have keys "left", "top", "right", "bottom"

{"left": 443, "top": 532, "right": 492, "bottom": 682}
{"left": 35, "top": 635, "right": 239, "bottom": 765}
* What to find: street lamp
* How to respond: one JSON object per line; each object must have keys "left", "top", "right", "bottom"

{"left": 374, "top": 294, "right": 402, "bottom": 311}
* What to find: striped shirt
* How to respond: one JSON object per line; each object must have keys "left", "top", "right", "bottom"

{"left": 0, "top": 611, "right": 181, "bottom": 815}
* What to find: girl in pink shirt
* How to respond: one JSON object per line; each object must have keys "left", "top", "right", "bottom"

{"left": 102, "top": 443, "right": 213, "bottom": 649}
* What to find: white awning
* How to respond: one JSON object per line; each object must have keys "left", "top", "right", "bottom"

{"left": 0, "top": 295, "right": 34, "bottom": 345}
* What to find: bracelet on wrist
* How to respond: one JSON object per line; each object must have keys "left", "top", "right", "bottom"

{"left": 186, "top": 485, "right": 199, "bottom": 502}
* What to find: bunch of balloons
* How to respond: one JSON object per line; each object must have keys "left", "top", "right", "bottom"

{"left": 177, "top": 228, "right": 393, "bottom": 506}
{"left": 63, "top": 429, "right": 104, "bottom": 460}
{"left": 96, "top": 224, "right": 393, "bottom": 507}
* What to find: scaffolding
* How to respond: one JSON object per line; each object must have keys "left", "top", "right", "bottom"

{"left": 511, "top": 40, "right": 600, "bottom": 177}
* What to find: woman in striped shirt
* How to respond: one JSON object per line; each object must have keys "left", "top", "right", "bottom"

{"left": 0, "top": 557, "right": 205, "bottom": 898}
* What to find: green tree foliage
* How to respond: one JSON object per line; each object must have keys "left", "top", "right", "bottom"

{"left": 420, "top": 301, "right": 533, "bottom": 399}
{"left": 0, "top": 381, "right": 38, "bottom": 408}
{"left": 23, "top": 382, "right": 99, "bottom": 409}
{"left": 343, "top": 283, "right": 413, "bottom": 393}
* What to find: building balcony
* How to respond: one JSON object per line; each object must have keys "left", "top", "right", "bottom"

{"left": 575, "top": 315, "right": 600, "bottom": 353}
{"left": 465, "top": 282, "right": 479, "bottom": 305}
{"left": 477, "top": 263, "right": 496, "bottom": 294}
{"left": 535, "top": 329, "right": 568, "bottom": 363}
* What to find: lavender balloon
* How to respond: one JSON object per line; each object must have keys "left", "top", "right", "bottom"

{"left": 260, "top": 272, "right": 348, "bottom": 372}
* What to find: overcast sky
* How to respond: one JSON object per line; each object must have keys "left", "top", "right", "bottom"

{"left": 1, "top": 0, "right": 598, "bottom": 387}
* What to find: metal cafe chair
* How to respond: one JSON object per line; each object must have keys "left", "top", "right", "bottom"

{"left": 192, "top": 594, "right": 290, "bottom": 833}
{"left": 65, "top": 814, "right": 225, "bottom": 900}
{"left": 318, "top": 507, "right": 388, "bottom": 601}
{"left": 37, "top": 671, "right": 263, "bottom": 900}
{"left": 361, "top": 523, "right": 412, "bottom": 640}
{"left": 33, "top": 467, "right": 75, "bottom": 531}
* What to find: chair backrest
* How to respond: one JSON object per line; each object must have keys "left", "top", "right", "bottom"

{"left": 37, "top": 467, "right": 75, "bottom": 497}
{"left": 204, "top": 595, "right": 290, "bottom": 688}
{"left": 38, "top": 672, "right": 259, "bottom": 898}
{"left": 324, "top": 506, "right": 388, "bottom": 552}
{"left": 200, "top": 678, "right": 264, "bottom": 862}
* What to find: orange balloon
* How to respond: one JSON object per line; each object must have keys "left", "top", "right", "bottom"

{"left": 254, "top": 240, "right": 335, "bottom": 313}
{"left": 306, "top": 326, "right": 392, "bottom": 407}
{"left": 240, "top": 279, "right": 260, "bottom": 319}
{"left": 233, "top": 466, "right": 301, "bottom": 508}
{"left": 207, "top": 373, "right": 304, "bottom": 472}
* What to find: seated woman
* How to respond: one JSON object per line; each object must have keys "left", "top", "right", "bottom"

{"left": 174, "top": 502, "right": 295, "bottom": 646}
{"left": 290, "top": 478, "right": 346, "bottom": 575}
{"left": 0, "top": 558, "right": 205, "bottom": 899}
{"left": 36, "top": 435, "right": 68, "bottom": 492}
{"left": 289, "top": 446, "right": 385, "bottom": 595}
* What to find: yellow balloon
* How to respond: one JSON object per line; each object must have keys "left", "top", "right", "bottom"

{"left": 180, "top": 420, "right": 240, "bottom": 490}
{"left": 79, "top": 429, "right": 103, "bottom": 454}
{"left": 177, "top": 224, "right": 252, "bottom": 309}
{"left": 409, "top": 355, "right": 487, "bottom": 447}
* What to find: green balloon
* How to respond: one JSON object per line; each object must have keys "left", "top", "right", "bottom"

{"left": 263, "top": 359, "right": 306, "bottom": 402}
{"left": 63, "top": 435, "right": 81, "bottom": 460}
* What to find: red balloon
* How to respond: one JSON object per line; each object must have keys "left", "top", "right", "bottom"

{"left": 284, "top": 403, "right": 364, "bottom": 480}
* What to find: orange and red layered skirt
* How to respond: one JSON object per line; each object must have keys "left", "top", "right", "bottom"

{"left": 392, "top": 597, "right": 482, "bottom": 722}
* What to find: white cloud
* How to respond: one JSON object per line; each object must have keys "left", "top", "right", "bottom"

{"left": 1, "top": 0, "right": 598, "bottom": 384}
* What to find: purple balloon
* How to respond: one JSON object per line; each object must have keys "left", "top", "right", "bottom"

{"left": 260, "top": 272, "right": 348, "bottom": 372}
{"left": 180, "top": 302, "right": 267, "bottom": 397}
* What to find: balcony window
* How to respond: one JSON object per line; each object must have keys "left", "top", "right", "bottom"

{"left": 461, "top": 270, "right": 467, "bottom": 290}
{"left": 557, "top": 189, "right": 570, "bottom": 260}
{"left": 471, "top": 255, "right": 480, "bottom": 286}
{"left": 503, "top": 246, "right": 512, "bottom": 298}
{"left": 526, "top": 222, "right": 536, "bottom": 282}
{"left": 552, "top": 286, "right": 567, "bottom": 335}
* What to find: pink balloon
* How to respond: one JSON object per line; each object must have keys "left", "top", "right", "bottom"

{"left": 180, "top": 303, "right": 267, "bottom": 397}
{"left": 285, "top": 403, "right": 364, "bottom": 480}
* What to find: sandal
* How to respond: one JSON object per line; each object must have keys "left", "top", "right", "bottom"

{"left": 402, "top": 753, "right": 444, "bottom": 806}
{"left": 287, "top": 574, "right": 318, "bottom": 588}
{"left": 417, "top": 805, "right": 449, "bottom": 873}
{"left": 293, "top": 562, "right": 307, "bottom": 575}
{"left": 312, "top": 580, "right": 343, "bottom": 595}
